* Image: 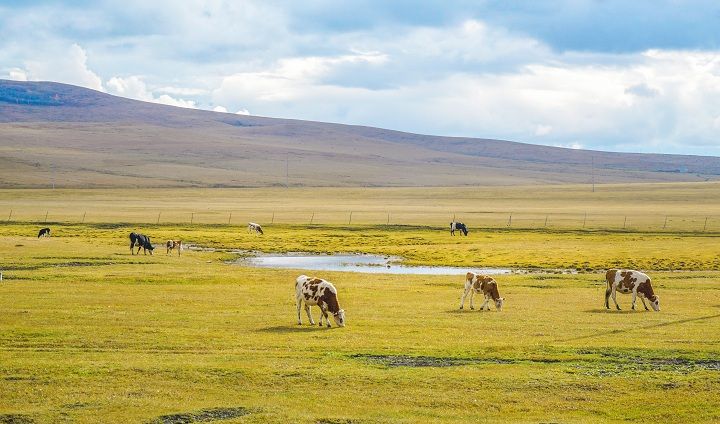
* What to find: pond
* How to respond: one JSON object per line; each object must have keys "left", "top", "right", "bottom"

{"left": 238, "top": 253, "right": 511, "bottom": 275}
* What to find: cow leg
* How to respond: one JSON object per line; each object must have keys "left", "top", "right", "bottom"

{"left": 459, "top": 287, "right": 471, "bottom": 309}
{"left": 640, "top": 297, "right": 649, "bottom": 311}
{"left": 631, "top": 291, "right": 637, "bottom": 310}
{"left": 469, "top": 290, "right": 476, "bottom": 310}
{"left": 296, "top": 298, "right": 303, "bottom": 325}
{"left": 605, "top": 286, "right": 612, "bottom": 309}
{"left": 136, "top": 246, "right": 142, "bottom": 255}
{"left": 480, "top": 295, "right": 490, "bottom": 311}
{"left": 321, "top": 305, "right": 331, "bottom": 328}
{"left": 611, "top": 287, "right": 621, "bottom": 310}
{"left": 304, "top": 304, "right": 315, "bottom": 325}
{"left": 130, "top": 242, "right": 135, "bottom": 255}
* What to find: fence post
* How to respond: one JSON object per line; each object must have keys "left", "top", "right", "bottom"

{"left": 583, "top": 212, "right": 587, "bottom": 228}
{"left": 704, "top": 216, "right": 709, "bottom": 231}
{"left": 82, "top": 211, "right": 86, "bottom": 223}
{"left": 228, "top": 212, "right": 232, "bottom": 225}
{"left": 271, "top": 211, "right": 275, "bottom": 224}
{"left": 507, "top": 213, "right": 512, "bottom": 227}
{"left": 310, "top": 212, "right": 314, "bottom": 224}
{"left": 387, "top": 212, "right": 390, "bottom": 225}
{"left": 544, "top": 215, "right": 548, "bottom": 227}
{"left": 44, "top": 211, "right": 48, "bottom": 222}
{"left": 663, "top": 216, "right": 668, "bottom": 229}
{"left": 7, "top": 209, "right": 12, "bottom": 221}
{"left": 623, "top": 216, "right": 627, "bottom": 229}
{"left": 157, "top": 212, "right": 161, "bottom": 224}
{"left": 190, "top": 213, "right": 194, "bottom": 224}
{"left": 348, "top": 211, "right": 353, "bottom": 225}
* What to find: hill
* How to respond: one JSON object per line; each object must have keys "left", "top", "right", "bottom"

{"left": 1, "top": 79, "right": 719, "bottom": 188}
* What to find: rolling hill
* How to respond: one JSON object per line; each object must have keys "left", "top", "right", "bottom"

{"left": 1, "top": 79, "right": 719, "bottom": 188}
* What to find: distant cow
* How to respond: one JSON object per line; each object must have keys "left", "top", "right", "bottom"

{"left": 166, "top": 240, "right": 182, "bottom": 256}
{"left": 605, "top": 269, "right": 660, "bottom": 311}
{"left": 37, "top": 228, "right": 51, "bottom": 238}
{"left": 295, "top": 275, "right": 345, "bottom": 327}
{"left": 248, "top": 222, "right": 263, "bottom": 235}
{"left": 460, "top": 272, "right": 504, "bottom": 311}
{"left": 450, "top": 222, "right": 468, "bottom": 236}
{"left": 129, "top": 232, "right": 154, "bottom": 255}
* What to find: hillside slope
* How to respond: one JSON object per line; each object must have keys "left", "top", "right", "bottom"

{"left": 1, "top": 79, "right": 718, "bottom": 188}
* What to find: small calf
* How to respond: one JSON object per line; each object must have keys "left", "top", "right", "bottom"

{"left": 460, "top": 272, "right": 504, "bottom": 311}
{"left": 166, "top": 240, "right": 182, "bottom": 256}
{"left": 38, "top": 227, "right": 51, "bottom": 238}
{"left": 605, "top": 269, "right": 660, "bottom": 311}
{"left": 295, "top": 275, "right": 345, "bottom": 327}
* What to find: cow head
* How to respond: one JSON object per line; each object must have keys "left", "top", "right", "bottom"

{"left": 649, "top": 295, "right": 660, "bottom": 311}
{"left": 147, "top": 243, "right": 155, "bottom": 255}
{"left": 333, "top": 309, "right": 346, "bottom": 327}
{"left": 495, "top": 297, "right": 505, "bottom": 311}
{"left": 461, "top": 227, "right": 468, "bottom": 236}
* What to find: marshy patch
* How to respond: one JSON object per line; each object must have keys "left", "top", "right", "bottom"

{"left": 350, "top": 354, "right": 513, "bottom": 368}
{"left": 316, "top": 419, "right": 362, "bottom": 424}
{"left": 0, "top": 414, "right": 34, "bottom": 424}
{"left": 149, "top": 406, "right": 249, "bottom": 424}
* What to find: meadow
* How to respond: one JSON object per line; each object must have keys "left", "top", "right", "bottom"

{"left": 1, "top": 184, "right": 720, "bottom": 423}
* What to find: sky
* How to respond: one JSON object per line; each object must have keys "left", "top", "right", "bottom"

{"left": 2, "top": 0, "right": 720, "bottom": 155}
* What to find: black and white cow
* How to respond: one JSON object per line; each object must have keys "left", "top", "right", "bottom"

{"left": 37, "top": 228, "right": 51, "bottom": 238}
{"left": 450, "top": 221, "right": 468, "bottom": 236}
{"left": 605, "top": 269, "right": 660, "bottom": 311}
{"left": 295, "top": 275, "right": 345, "bottom": 327}
{"left": 129, "top": 232, "right": 154, "bottom": 255}
{"left": 248, "top": 222, "right": 263, "bottom": 235}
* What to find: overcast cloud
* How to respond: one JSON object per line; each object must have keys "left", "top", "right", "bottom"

{"left": 1, "top": 0, "right": 720, "bottom": 155}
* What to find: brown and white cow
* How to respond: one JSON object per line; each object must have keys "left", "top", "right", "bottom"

{"left": 166, "top": 239, "right": 182, "bottom": 256}
{"left": 460, "top": 272, "right": 504, "bottom": 311}
{"left": 605, "top": 269, "right": 660, "bottom": 311}
{"left": 295, "top": 275, "right": 345, "bottom": 327}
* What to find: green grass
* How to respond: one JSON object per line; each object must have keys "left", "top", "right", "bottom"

{"left": 1, "top": 186, "right": 720, "bottom": 422}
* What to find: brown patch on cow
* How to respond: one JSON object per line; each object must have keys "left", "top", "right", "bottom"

{"left": 637, "top": 279, "right": 656, "bottom": 300}
{"left": 319, "top": 287, "right": 340, "bottom": 314}
{"left": 606, "top": 269, "right": 617, "bottom": 286}
{"left": 472, "top": 280, "right": 481, "bottom": 290}
{"left": 619, "top": 271, "right": 637, "bottom": 291}
{"left": 483, "top": 280, "right": 501, "bottom": 301}
{"left": 466, "top": 272, "right": 474, "bottom": 282}
{"left": 308, "top": 278, "right": 323, "bottom": 285}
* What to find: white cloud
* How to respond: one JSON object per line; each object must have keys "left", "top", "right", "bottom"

{"left": 21, "top": 44, "right": 104, "bottom": 91}
{"left": 212, "top": 106, "right": 228, "bottom": 113}
{"left": 236, "top": 109, "right": 250, "bottom": 115}
{"left": 3, "top": 67, "right": 28, "bottom": 81}
{"left": 534, "top": 125, "right": 553, "bottom": 136}
{"left": 107, "top": 75, "right": 196, "bottom": 109}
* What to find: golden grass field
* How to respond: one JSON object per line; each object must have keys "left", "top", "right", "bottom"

{"left": 1, "top": 184, "right": 720, "bottom": 423}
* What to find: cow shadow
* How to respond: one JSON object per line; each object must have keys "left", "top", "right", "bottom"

{"left": 584, "top": 308, "right": 637, "bottom": 314}
{"left": 256, "top": 325, "right": 329, "bottom": 333}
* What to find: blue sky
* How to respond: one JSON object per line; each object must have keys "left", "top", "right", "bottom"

{"left": 2, "top": 0, "right": 720, "bottom": 155}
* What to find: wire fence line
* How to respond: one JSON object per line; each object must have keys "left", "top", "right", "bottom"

{"left": 2, "top": 207, "right": 720, "bottom": 233}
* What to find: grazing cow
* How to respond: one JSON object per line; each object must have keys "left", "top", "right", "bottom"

{"left": 129, "top": 232, "right": 154, "bottom": 255}
{"left": 295, "top": 275, "right": 345, "bottom": 327}
{"left": 450, "top": 221, "right": 468, "bottom": 236}
{"left": 166, "top": 240, "right": 182, "bottom": 256}
{"left": 37, "top": 228, "right": 51, "bottom": 238}
{"left": 460, "top": 272, "right": 504, "bottom": 311}
{"left": 605, "top": 269, "right": 660, "bottom": 311}
{"left": 248, "top": 222, "right": 263, "bottom": 235}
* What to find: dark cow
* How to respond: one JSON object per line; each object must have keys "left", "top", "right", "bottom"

{"left": 129, "top": 232, "right": 154, "bottom": 255}
{"left": 450, "top": 221, "right": 468, "bottom": 236}
{"left": 37, "top": 228, "right": 51, "bottom": 238}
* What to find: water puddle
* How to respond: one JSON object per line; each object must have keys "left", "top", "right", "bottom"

{"left": 238, "top": 253, "right": 511, "bottom": 275}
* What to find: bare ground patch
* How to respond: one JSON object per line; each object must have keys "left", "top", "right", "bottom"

{"left": 149, "top": 407, "right": 249, "bottom": 424}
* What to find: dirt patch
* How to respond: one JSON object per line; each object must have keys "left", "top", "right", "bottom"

{"left": 149, "top": 407, "right": 249, "bottom": 424}
{"left": 350, "top": 354, "right": 513, "bottom": 368}
{"left": 0, "top": 415, "right": 34, "bottom": 424}
{"left": 317, "top": 419, "right": 361, "bottom": 424}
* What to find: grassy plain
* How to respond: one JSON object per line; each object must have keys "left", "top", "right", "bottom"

{"left": 1, "top": 184, "right": 720, "bottom": 423}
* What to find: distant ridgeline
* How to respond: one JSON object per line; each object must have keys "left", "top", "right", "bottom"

{"left": 0, "top": 80, "right": 99, "bottom": 106}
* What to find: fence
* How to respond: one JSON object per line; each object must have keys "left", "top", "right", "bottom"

{"left": 2, "top": 208, "right": 720, "bottom": 233}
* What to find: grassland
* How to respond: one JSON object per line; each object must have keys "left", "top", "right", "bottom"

{"left": 1, "top": 184, "right": 720, "bottom": 423}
